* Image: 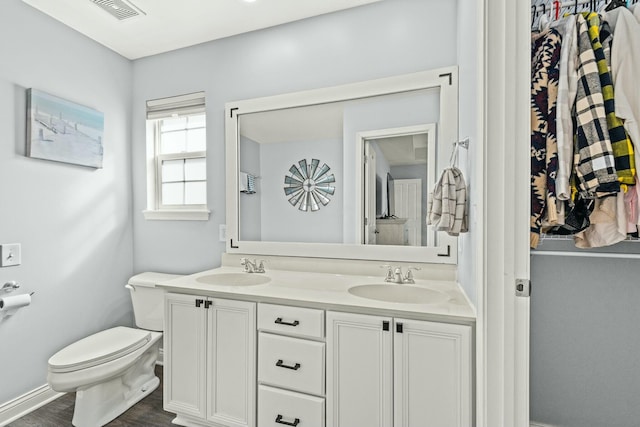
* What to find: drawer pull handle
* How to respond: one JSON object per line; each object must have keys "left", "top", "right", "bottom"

{"left": 276, "top": 359, "right": 301, "bottom": 370}
{"left": 274, "top": 317, "right": 300, "bottom": 327}
{"left": 275, "top": 415, "right": 300, "bottom": 426}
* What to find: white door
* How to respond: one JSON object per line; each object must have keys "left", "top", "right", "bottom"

{"left": 393, "top": 318, "right": 472, "bottom": 427}
{"left": 393, "top": 179, "right": 422, "bottom": 246}
{"left": 364, "top": 142, "right": 378, "bottom": 244}
{"left": 164, "top": 293, "right": 208, "bottom": 419}
{"left": 207, "top": 298, "right": 256, "bottom": 427}
{"left": 326, "top": 311, "right": 393, "bottom": 427}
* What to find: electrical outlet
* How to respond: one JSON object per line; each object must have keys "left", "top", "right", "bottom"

{"left": 219, "top": 224, "right": 227, "bottom": 242}
{"left": 0, "top": 243, "right": 21, "bottom": 267}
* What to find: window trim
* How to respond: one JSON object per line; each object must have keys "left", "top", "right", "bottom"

{"left": 143, "top": 93, "right": 210, "bottom": 221}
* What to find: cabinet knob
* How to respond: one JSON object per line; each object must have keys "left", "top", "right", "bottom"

{"left": 275, "top": 415, "right": 300, "bottom": 426}
{"left": 195, "top": 299, "right": 204, "bottom": 308}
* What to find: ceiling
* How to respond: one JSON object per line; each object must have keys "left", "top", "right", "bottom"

{"left": 20, "top": 0, "right": 381, "bottom": 60}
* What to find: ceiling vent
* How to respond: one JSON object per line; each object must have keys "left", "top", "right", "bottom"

{"left": 91, "top": 0, "right": 145, "bottom": 20}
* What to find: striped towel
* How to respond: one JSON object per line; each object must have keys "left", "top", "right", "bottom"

{"left": 427, "top": 167, "right": 468, "bottom": 236}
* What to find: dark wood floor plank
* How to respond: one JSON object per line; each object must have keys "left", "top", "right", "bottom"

{"left": 9, "top": 366, "right": 175, "bottom": 426}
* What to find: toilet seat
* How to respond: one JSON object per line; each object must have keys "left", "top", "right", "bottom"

{"left": 48, "top": 326, "right": 151, "bottom": 373}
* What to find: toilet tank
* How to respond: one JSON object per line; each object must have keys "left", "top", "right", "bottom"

{"left": 127, "top": 272, "right": 183, "bottom": 331}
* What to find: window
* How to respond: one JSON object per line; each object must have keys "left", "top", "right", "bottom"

{"left": 144, "top": 92, "right": 210, "bottom": 220}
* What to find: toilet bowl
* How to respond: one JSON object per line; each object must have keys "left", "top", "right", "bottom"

{"left": 47, "top": 272, "right": 181, "bottom": 427}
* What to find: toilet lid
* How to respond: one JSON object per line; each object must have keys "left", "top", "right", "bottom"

{"left": 48, "top": 326, "right": 151, "bottom": 373}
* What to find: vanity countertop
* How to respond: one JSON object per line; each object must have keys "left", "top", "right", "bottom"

{"left": 158, "top": 266, "right": 476, "bottom": 324}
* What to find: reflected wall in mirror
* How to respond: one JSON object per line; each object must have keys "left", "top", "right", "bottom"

{"left": 226, "top": 67, "right": 459, "bottom": 264}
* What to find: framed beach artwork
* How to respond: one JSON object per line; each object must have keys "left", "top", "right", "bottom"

{"left": 26, "top": 89, "right": 104, "bottom": 168}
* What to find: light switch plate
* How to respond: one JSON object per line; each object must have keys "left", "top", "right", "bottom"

{"left": 0, "top": 243, "right": 21, "bottom": 267}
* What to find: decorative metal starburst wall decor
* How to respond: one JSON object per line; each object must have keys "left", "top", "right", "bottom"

{"left": 283, "top": 158, "right": 336, "bottom": 212}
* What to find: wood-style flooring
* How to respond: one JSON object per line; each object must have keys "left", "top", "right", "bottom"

{"left": 9, "top": 366, "right": 175, "bottom": 427}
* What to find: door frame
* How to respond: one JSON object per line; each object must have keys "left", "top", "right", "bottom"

{"left": 480, "top": 0, "right": 530, "bottom": 426}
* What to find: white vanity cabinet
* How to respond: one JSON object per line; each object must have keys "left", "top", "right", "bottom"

{"left": 326, "top": 311, "right": 472, "bottom": 427}
{"left": 164, "top": 292, "right": 256, "bottom": 427}
{"left": 257, "top": 303, "right": 326, "bottom": 427}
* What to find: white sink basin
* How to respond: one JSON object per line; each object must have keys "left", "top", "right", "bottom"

{"left": 348, "top": 284, "right": 450, "bottom": 304}
{"left": 196, "top": 273, "right": 271, "bottom": 286}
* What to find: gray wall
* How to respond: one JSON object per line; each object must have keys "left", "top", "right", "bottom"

{"left": 0, "top": 0, "right": 133, "bottom": 404}
{"left": 131, "top": 0, "right": 461, "bottom": 274}
{"left": 530, "top": 241, "right": 640, "bottom": 427}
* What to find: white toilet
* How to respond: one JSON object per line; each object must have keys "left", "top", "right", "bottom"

{"left": 47, "top": 272, "right": 181, "bottom": 427}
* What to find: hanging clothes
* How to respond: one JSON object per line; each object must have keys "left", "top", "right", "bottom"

{"left": 604, "top": 7, "right": 640, "bottom": 226}
{"left": 574, "top": 189, "right": 627, "bottom": 247}
{"left": 543, "top": 14, "right": 617, "bottom": 240}
{"left": 571, "top": 14, "right": 618, "bottom": 199}
{"left": 531, "top": 28, "right": 562, "bottom": 248}
{"left": 550, "top": 15, "right": 578, "bottom": 206}
{"left": 631, "top": 3, "right": 640, "bottom": 23}
{"left": 583, "top": 12, "right": 636, "bottom": 187}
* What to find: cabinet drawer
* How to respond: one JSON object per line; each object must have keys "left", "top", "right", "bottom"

{"left": 258, "top": 303, "right": 324, "bottom": 339}
{"left": 259, "top": 333, "right": 325, "bottom": 395}
{"left": 258, "top": 385, "right": 325, "bottom": 427}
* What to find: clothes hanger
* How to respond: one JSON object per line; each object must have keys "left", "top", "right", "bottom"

{"left": 605, "top": 0, "right": 627, "bottom": 11}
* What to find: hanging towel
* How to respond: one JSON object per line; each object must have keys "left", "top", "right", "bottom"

{"left": 239, "top": 172, "right": 249, "bottom": 193}
{"left": 247, "top": 174, "right": 256, "bottom": 194}
{"left": 427, "top": 166, "right": 468, "bottom": 236}
{"left": 240, "top": 172, "right": 256, "bottom": 194}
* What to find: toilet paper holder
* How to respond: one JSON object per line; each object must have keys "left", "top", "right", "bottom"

{"left": 2, "top": 281, "right": 20, "bottom": 293}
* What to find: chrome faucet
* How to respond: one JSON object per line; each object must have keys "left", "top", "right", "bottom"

{"left": 381, "top": 265, "right": 421, "bottom": 284}
{"left": 240, "top": 258, "right": 266, "bottom": 273}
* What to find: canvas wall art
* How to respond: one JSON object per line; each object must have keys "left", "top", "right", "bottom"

{"left": 26, "top": 89, "right": 104, "bottom": 168}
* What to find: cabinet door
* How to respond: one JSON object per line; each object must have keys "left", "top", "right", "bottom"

{"left": 164, "top": 293, "right": 208, "bottom": 419}
{"left": 393, "top": 319, "right": 472, "bottom": 427}
{"left": 207, "top": 298, "right": 256, "bottom": 427}
{"left": 326, "top": 311, "right": 392, "bottom": 427}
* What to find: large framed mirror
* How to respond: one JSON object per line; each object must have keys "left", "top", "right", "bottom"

{"left": 225, "top": 66, "right": 459, "bottom": 264}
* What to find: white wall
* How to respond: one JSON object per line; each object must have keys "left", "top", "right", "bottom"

{"left": 131, "top": 0, "right": 460, "bottom": 274}
{"left": 0, "top": 0, "right": 133, "bottom": 404}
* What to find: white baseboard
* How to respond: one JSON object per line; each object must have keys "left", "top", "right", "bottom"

{"left": 531, "top": 422, "right": 558, "bottom": 427}
{"left": 0, "top": 385, "right": 64, "bottom": 427}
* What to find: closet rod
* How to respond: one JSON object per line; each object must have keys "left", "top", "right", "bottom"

{"left": 531, "top": 250, "right": 640, "bottom": 259}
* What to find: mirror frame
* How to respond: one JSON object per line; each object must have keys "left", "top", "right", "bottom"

{"left": 225, "top": 66, "right": 459, "bottom": 264}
